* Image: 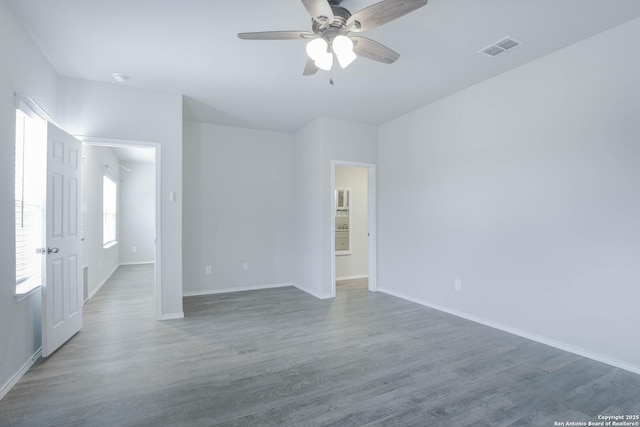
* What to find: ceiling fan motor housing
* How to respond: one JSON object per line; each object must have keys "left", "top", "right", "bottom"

{"left": 312, "top": 5, "right": 353, "bottom": 37}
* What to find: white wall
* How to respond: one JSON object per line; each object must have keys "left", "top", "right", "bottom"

{"left": 294, "top": 118, "right": 377, "bottom": 298}
{"left": 0, "top": 1, "right": 58, "bottom": 396}
{"left": 81, "top": 145, "right": 120, "bottom": 297}
{"left": 320, "top": 118, "right": 377, "bottom": 296}
{"left": 119, "top": 161, "right": 155, "bottom": 265}
{"left": 58, "top": 77, "right": 183, "bottom": 318}
{"left": 293, "top": 120, "right": 324, "bottom": 297}
{"left": 335, "top": 166, "right": 369, "bottom": 280}
{"left": 182, "top": 121, "right": 294, "bottom": 294}
{"left": 378, "top": 18, "right": 640, "bottom": 372}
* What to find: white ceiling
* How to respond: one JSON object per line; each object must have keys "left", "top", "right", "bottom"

{"left": 111, "top": 146, "right": 155, "bottom": 164}
{"left": 7, "top": 0, "right": 640, "bottom": 133}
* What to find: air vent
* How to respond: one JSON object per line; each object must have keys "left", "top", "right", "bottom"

{"left": 478, "top": 36, "right": 524, "bottom": 57}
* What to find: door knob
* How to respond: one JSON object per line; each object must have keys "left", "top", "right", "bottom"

{"left": 35, "top": 247, "right": 59, "bottom": 255}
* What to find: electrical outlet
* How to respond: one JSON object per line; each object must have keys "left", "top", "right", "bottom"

{"left": 132, "top": 246, "right": 137, "bottom": 253}
{"left": 205, "top": 265, "right": 212, "bottom": 275}
{"left": 242, "top": 263, "right": 248, "bottom": 271}
{"left": 455, "top": 279, "right": 462, "bottom": 291}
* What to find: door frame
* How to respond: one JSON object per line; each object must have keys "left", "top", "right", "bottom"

{"left": 80, "top": 137, "right": 163, "bottom": 320}
{"left": 330, "top": 160, "right": 377, "bottom": 297}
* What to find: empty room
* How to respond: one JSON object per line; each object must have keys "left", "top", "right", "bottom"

{"left": 1, "top": 0, "right": 640, "bottom": 426}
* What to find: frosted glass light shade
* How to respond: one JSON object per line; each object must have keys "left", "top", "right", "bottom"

{"left": 306, "top": 38, "right": 328, "bottom": 61}
{"left": 306, "top": 38, "right": 333, "bottom": 71}
{"left": 333, "top": 35, "right": 356, "bottom": 68}
{"left": 315, "top": 52, "right": 333, "bottom": 70}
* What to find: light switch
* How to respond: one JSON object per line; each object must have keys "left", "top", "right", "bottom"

{"left": 169, "top": 191, "right": 175, "bottom": 202}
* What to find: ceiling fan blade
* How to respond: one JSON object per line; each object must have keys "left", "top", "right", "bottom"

{"left": 238, "top": 31, "right": 316, "bottom": 40}
{"left": 303, "top": 57, "right": 319, "bottom": 76}
{"left": 352, "top": 36, "right": 400, "bottom": 64}
{"left": 300, "top": 0, "right": 334, "bottom": 26}
{"left": 347, "top": 0, "right": 428, "bottom": 32}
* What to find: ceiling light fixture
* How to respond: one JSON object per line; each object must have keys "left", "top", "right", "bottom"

{"left": 315, "top": 50, "right": 334, "bottom": 71}
{"left": 112, "top": 72, "right": 129, "bottom": 83}
{"left": 305, "top": 35, "right": 356, "bottom": 72}
{"left": 306, "top": 38, "right": 333, "bottom": 71}
{"left": 333, "top": 35, "right": 357, "bottom": 69}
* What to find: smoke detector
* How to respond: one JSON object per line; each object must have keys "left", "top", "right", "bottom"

{"left": 112, "top": 72, "right": 129, "bottom": 82}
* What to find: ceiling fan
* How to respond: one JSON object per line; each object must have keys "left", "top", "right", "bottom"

{"left": 238, "top": 0, "right": 429, "bottom": 75}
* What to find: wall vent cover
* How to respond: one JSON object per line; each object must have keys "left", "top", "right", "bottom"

{"left": 478, "top": 36, "right": 524, "bottom": 57}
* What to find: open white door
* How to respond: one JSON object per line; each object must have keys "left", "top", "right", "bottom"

{"left": 42, "top": 123, "right": 83, "bottom": 357}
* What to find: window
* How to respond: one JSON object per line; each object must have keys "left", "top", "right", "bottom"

{"left": 103, "top": 175, "right": 117, "bottom": 246}
{"left": 15, "top": 107, "right": 46, "bottom": 296}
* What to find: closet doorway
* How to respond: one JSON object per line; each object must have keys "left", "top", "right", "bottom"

{"left": 331, "top": 161, "right": 377, "bottom": 297}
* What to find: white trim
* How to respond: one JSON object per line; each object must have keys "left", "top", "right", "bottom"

{"left": 331, "top": 161, "right": 377, "bottom": 298}
{"left": 86, "top": 262, "right": 120, "bottom": 301}
{"left": 14, "top": 284, "right": 41, "bottom": 302}
{"left": 79, "top": 137, "right": 163, "bottom": 321}
{"left": 367, "top": 165, "right": 377, "bottom": 293}
{"left": 119, "top": 261, "right": 154, "bottom": 266}
{"left": 159, "top": 312, "right": 184, "bottom": 321}
{"left": 183, "top": 282, "right": 293, "bottom": 297}
{"left": 0, "top": 348, "right": 41, "bottom": 401}
{"left": 103, "top": 240, "right": 118, "bottom": 249}
{"left": 336, "top": 274, "right": 368, "bottom": 281}
{"left": 294, "top": 283, "right": 333, "bottom": 300}
{"left": 79, "top": 136, "right": 160, "bottom": 150}
{"left": 154, "top": 145, "right": 163, "bottom": 321}
{"left": 378, "top": 287, "right": 640, "bottom": 376}
{"left": 14, "top": 92, "right": 59, "bottom": 127}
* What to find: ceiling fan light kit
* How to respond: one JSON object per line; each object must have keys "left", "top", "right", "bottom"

{"left": 306, "top": 38, "right": 332, "bottom": 70}
{"left": 315, "top": 49, "right": 334, "bottom": 71}
{"left": 305, "top": 35, "right": 356, "bottom": 70}
{"left": 333, "top": 35, "right": 357, "bottom": 68}
{"left": 238, "top": 0, "right": 429, "bottom": 76}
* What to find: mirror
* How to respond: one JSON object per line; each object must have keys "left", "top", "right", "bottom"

{"left": 335, "top": 188, "right": 351, "bottom": 255}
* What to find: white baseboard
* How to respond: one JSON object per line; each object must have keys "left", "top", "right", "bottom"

{"left": 0, "top": 348, "right": 41, "bottom": 401}
{"left": 86, "top": 263, "right": 120, "bottom": 302}
{"left": 336, "top": 274, "right": 368, "bottom": 281}
{"left": 119, "top": 261, "right": 154, "bottom": 266}
{"left": 183, "top": 282, "right": 293, "bottom": 297}
{"left": 159, "top": 312, "right": 184, "bottom": 321}
{"left": 294, "top": 283, "right": 333, "bottom": 300}
{"left": 378, "top": 287, "right": 640, "bottom": 376}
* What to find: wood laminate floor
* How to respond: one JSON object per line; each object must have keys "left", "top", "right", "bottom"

{"left": 1, "top": 265, "right": 639, "bottom": 426}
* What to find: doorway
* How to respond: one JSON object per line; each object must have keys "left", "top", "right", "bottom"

{"left": 331, "top": 161, "right": 377, "bottom": 297}
{"left": 80, "top": 138, "right": 162, "bottom": 320}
